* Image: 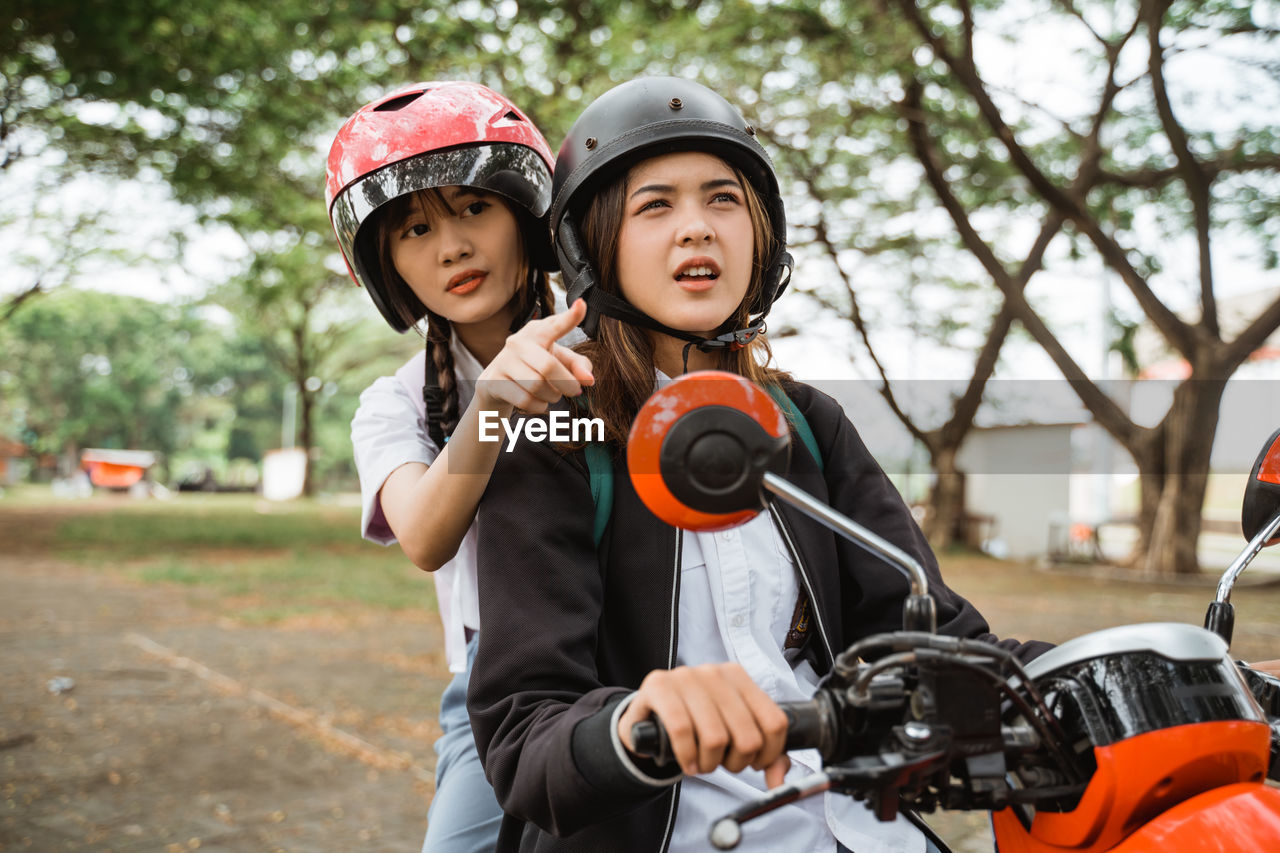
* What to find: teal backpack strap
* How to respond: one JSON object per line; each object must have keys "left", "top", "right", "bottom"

{"left": 570, "top": 393, "right": 615, "bottom": 548}
{"left": 585, "top": 442, "right": 613, "bottom": 548}
{"left": 766, "top": 385, "right": 824, "bottom": 474}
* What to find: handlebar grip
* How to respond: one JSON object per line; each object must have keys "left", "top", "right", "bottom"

{"left": 780, "top": 700, "right": 828, "bottom": 753}
{"left": 630, "top": 699, "right": 830, "bottom": 769}
{"left": 630, "top": 719, "right": 673, "bottom": 766}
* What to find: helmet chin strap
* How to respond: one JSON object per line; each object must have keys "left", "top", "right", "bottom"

{"left": 583, "top": 286, "right": 766, "bottom": 360}
{"left": 557, "top": 218, "right": 788, "bottom": 365}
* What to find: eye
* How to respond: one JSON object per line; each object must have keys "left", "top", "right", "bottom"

{"left": 710, "top": 190, "right": 742, "bottom": 205}
{"left": 460, "top": 200, "right": 490, "bottom": 217}
{"left": 400, "top": 222, "right": 431, "bottom": 239}
{"left": 636, "top": 198, "right": 670, "bottom": 213}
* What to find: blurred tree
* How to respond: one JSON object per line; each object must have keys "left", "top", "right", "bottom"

{"left": 3, "top": 0, "right": 492, "bottom": 479}
{"left": 213, "top": 215, "right": 362, "bottom": 496}
{"left": 0, "top": 290, "right": 230, "bottom": 465}
{"left": 884, "top": 0, "right": 1280, "bottom": 573}
{"left": 685, "top": 1, "right": 1047, "bottom": 549}
{"left": 10, "top": 0, "right": 1278, "bottom": 573}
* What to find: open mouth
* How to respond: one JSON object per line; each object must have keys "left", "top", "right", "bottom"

{"left": 674, "top": 259, "right": 721, "bottom": 283}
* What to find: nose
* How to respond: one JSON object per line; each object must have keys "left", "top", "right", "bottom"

{"left": 676, "top": 207, "right": 714, "bottom": 245}
{"left": 435, "top": 218, "right": 473, "bottom": 266}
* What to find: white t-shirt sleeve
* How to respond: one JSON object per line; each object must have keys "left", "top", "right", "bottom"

{"left": 350, "top": 373, "right": 440, "bottom": 545}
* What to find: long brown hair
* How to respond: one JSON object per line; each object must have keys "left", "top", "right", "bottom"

{"left": 574, "top": 157, "right": 790, "bottom": 447}
{"left": 373, "top": 189, "right": 552, "bottom": 440}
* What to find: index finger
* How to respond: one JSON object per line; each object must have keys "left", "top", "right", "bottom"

{"left": 525, "top": 298, "right": 587, "bottom": 347}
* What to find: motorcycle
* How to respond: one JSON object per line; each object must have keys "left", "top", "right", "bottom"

{"left": 625, "top": 370, "right": 1280, "bottom": 852}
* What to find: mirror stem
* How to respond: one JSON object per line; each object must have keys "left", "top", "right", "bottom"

{"left": 1215, "top": 509, "right": 1280, "bottom": 606}
{"left": 761, "top": 472, "right": 932, "bottom": 603}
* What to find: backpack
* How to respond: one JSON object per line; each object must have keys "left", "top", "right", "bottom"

{"left": 585, "top": 385, "right": 824, "bottom": 546}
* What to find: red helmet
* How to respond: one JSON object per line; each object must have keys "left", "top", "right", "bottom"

{"left": 325, "top": 81, "right": 555, "bottom": 332}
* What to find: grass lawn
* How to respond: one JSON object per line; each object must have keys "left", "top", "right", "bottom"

{"left": 4, "top": 485, "right": 1279, "bottom": 658}
{"left": 3, "top": 489, "right": 433, "bottom": 624}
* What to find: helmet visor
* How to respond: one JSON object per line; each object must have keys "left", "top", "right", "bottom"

{"left": 330, "top": 142, "right": 552, "bottom": 286}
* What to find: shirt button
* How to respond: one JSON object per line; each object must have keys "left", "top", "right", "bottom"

{"left": 721, "top": 530, "right": 734, "bottom": 542}
{"left": 732, "top": 614, "right": 746, "bottom": 628}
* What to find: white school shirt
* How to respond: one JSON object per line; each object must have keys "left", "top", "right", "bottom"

{"left": 613, "top": 372, "right": 924, "bottom": 852}
{"left": 668, "top": 516, "right": 925, "bottom": 853}
{"left": 350, "top": 313, "right": 584, "bottom": 674}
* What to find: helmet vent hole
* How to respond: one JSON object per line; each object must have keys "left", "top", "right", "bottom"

{"left": 503, "top": 110, "right": 524, "bottom": 122}
{"left": 374, "top": 92, "right": 424, "bottom": 112}
{"left": 669, "top": 97, "right": 683, "bottom": 110}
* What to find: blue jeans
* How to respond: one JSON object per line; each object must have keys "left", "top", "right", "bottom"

{"left": 422, "top": 632, "right": 503, "bottom": 853}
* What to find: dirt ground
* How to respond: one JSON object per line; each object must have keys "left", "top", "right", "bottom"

{"left": 0, "top": 506, "right": 446, "bottom": 852}
{"left": 3, "top": 503, "right": 1278, "bottom": 853}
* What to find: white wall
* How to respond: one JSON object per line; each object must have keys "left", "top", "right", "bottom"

{"left": 956, "top": 424, "right": 1076, "bottom": 560}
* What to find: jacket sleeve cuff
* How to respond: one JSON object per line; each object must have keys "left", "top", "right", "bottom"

{"left": 572, "top": 692, "right": 682, "bottom": 793}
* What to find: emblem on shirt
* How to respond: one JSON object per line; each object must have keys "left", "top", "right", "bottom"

{"left": 785, "top": 592, "right": 811, "bottom": 650}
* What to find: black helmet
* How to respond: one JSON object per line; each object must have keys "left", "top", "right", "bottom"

{"left": 550, "top": 76, "right": 792, "bottom": 342}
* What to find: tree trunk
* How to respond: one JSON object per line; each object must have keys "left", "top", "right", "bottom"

{"left": 925, "top": 445, "right": 966, "bottom": 551}
{"left": 300, "top": 384, "right": 315, "bottom": 498}
{"left": 1139, "top": 376, "right": 1226, "bottom": 576}
{"left": 1124, "top": 431, "right": 1165, "bottom": 570}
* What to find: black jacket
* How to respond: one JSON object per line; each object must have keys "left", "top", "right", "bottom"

{"left": 468, "top": 381, "right": 1049, "bottom": 852}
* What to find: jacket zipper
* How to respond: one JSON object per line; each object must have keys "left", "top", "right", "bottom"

{"left": 658, "top": 528, "right": 683, "bottom": 853}
{"left": 769, "top": 502, "right": 837, "bottom": 670}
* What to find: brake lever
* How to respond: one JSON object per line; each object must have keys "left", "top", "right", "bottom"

{"left": 709, "top": 770, "right": 835, "bottom": 850}
{"left": 706, "top": 749, "right": 948, "bottom": 849}
{"left": 1237, "top": 661, "right": 1280, "bottom": 782}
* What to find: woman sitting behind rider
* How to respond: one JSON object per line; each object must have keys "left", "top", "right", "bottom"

{"left": 327, "top": 81, "right": 592, "bottom": 853}
{"left": 466, "top": 77, "right": 1049, "bottom": 853}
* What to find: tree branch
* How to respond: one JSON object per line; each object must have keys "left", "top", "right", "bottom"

{"left": 1097, "top": 150, "right": 1280, "bottom": 188}
{"left": 1222, "top": 292, "right": 1280, "bottom": 373}
{"left": 901, "top": 75, "right": 1142, "bottom": 450}
{"left": 1143, "top": 0, "right": 1218, "bottom": 338}
{"left": 778, "top": 146, "right": 933, "bottom": 448}
{"left": 893, "top": 0, "right": 1197, "bottom": 359}
{"left": 2, "top": 280, "right": 43, "bottom": 323}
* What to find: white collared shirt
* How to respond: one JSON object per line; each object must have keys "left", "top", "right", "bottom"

{"left": 668, "top": 483, "right": 924, "bottom": 853}
{"left": 351, "top": 334, "right": 485, "bottom": 674}
{"left": 350, "top": 298, "right": 584, "bottom": 673}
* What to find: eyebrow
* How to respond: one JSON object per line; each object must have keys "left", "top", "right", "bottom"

{"left": 447, "top": 187, "right": 486, "bottom": 201}
{"left": 628, "top": 178, "right": 743, "bottom": 200}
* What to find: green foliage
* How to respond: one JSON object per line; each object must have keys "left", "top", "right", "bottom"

{"left": 7, "top": 0, "right": 1279, "bottom": 533}
{"left": 0, "top": 290, "right": 231, "bottom": 459}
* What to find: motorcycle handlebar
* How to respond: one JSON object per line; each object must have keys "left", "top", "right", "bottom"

{"left": 1238, "top": 662, "right": 1280, "bottom": 782}
{"left": 630, "top": 698, "right": 834, "bottom": 768}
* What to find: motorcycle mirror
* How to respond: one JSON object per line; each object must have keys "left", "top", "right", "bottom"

{"left": 1206, "top": 426, "right": 1280, "bottom": 644}
{"left": 1242, "top": 426, "right": 1280, "bottom": 546}
{"left": 627, "top": 370, "right": 791, "bottom": 532}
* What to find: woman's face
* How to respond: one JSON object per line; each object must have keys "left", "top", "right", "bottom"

{"left": 387, "top": 187, "right": 523, "bottom": 327}
{"left": 615, "top": 152, "right": 754, "bottom": 338}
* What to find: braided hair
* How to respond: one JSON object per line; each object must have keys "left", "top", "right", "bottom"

{"left": 375, "top": 189, "right": 553, "bottom": 446}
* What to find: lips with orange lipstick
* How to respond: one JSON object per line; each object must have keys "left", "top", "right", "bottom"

{"left": 673, "top": 257, "right": 721, "bottom": 293}
{"left": 446, "top": 268, "right": 487, "bottom": 295}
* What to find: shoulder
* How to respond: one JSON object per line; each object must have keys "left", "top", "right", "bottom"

{"left": 355, "top": 369, "right": 420, "bottom": 421}
{"left": 777, "top": 379, "right": 848, "bottom": 431}
{"left": 351, "top": 362, "right": 435, "bottom": 455}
